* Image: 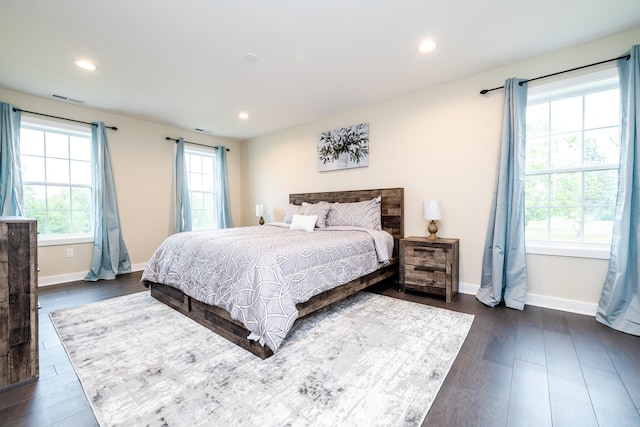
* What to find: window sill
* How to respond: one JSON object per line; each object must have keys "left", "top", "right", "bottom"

{"left": 526, "top": 241, "right": 610, "bottom": 260}
{"left": 38, "top": 235, "right": 93, "bottom": 247}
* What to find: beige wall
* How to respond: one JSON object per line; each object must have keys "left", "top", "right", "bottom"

{"left": 240, "top": 28, "right": 640, "bottom": 311}
{"left": 0, "top": 87, "right": 242, "bottom": 283}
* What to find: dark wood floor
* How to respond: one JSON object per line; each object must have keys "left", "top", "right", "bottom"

{"left": 1, "top": 272, "right": 639, "bottom": 426}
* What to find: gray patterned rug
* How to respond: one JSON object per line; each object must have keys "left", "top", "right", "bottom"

{"left": 51, "top": 291, "right": 473, "bottom": 427}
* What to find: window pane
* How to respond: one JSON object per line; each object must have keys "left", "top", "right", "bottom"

{"left": 202, "top": 173, "right": 214, "bottom": 192}
{"left": 69, "top": 136, "right": 91, "bottom": 161}
{"left": 71, "top": 187, "right": 91, "bottom": 210}
{"left": 45, "top": 132, "right": 69, "bottom": 158}
{"left": 525, "top": 174, "right": 549, "bottom": 207}
{"left": 525, "top": 207, "right": 548, "bottom": 240}
{"left": 584, "top": 170, "right": 617, "bottom": 207}
{"left": 203, "top": 193, "right": 214, "bottom": 210}
{"left": 583, "top": 128, "right": 619, "bottom": 166}
{"left": 200, "top": 210, "right": 215, "bottom": 228}
{"left": 48, "top": 186, "right": 71, "bottom": 210}
{"left": 526, "top": 137, "right": 549, "bottom": 171}
{"left": 23, "top": 185, "right": 46, "bottom": 210}
{"left": 584, "top": 207, "right": 614, "bottom": 244}
{"left": 550, "top": 96, "right": 582, "bottom": 133}
{"left": 191, "top": 210, "right": 203, "bottom": 228}
{"left": 189, "top": 154, "right": 202, "bottom": 173}
{"left": 190, "top": 192, "right": 203, "bottom": 210}
{"left": 202, "top": 157, "right": 214, "bottom": 174}
{"left": 550, "top": 133, "right": 581, "bottom": 169}
{"left": 189, "top": 173, "right": 202, "bottom": 191}
{"left": 550, "top": 207, "right": 581, "bottom": 242}
{"left": 21, "top": 155, "right": 45, "bottom": 182}
{"left": 550, "top": 172, "right": 581, "bottom": 206}
{"left": 47, "top": 210, "right": 71, "bottom": 234}
{"left": 46, "top": 158, "right": 70, "bottom": 184}
{"left": 585, "top": 89, "right": 619, "bottom": 129}
{"left": 70, "top": 160, "right": 92, "bottom": 185}
{"left": 71, "top": 210, "right": 91, "bottom": 233}
{"left": 20, "top": 128, "right": 44, "bottom": 156}
{"left": 526, "top": 103, "right": 549, "bottom": 138}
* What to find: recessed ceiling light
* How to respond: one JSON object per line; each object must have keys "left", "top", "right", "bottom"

{"left": 238, "top": 112, "right": 249, "bottom": 120}
{"left": 74, "top": 59, "right": 98, "bottom": 71}
{"left": 243, "top": 53, "right": 259, "bottom": 63}
{"left": 418, "top": 40, "right": 437, "bottom": 53}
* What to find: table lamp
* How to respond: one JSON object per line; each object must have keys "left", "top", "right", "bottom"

{"left": 423, "top": 200, "right": 442, "bottom": 240}
{"left": 256, "top": 204, "right": 265, "bottom": 225}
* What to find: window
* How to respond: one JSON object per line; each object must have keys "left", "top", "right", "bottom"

{"left": 185, "top": 147, "right": 218, "bottom": 229}
{"left": 19, "top": 117, "right": 93, "bottom": 245}
{"left": 525, "top": 68, "right": 620, "bottom": 258}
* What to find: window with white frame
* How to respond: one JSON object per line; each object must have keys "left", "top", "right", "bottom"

{"left": 525, "top": 67, "right": 620, "bottom": 258}
{"left": 185, "top": 147, "right": 218, "bottom": 229}
{"left": 19, "top": 117, "right": 93, "bottom": 244}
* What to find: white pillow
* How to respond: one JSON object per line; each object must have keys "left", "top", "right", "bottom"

{"left": 289, "top": 214, "right": 317, "bottom": 232}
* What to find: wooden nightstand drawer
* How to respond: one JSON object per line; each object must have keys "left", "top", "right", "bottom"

{"left": 400, "top": 237, "right": 459, "bottom": 303}
{"left": 403, "top": 246, "right": 446, "bottom": 268}
{"left": 404, "top": 265, "right": 446, "bottom": 288}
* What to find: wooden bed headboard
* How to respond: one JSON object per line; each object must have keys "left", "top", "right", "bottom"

{"left": 289, "top": 188, "right": 404, "bottom": 258}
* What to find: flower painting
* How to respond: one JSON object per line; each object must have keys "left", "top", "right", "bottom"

{"left": 317, "top": 122, "right": 369, "bottom": 171}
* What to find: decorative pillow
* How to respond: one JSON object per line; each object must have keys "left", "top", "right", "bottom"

{"left": 301, "top": 201, "right": 330, "bottom": 228}
{"left": 289, "top": 215, "right": 317, "bottom": 232}
{"left": 326, "top": 197, "right": 382, "bottom": 230}
{"left": 284, "top": 204, "right": 305, "bottom": 223}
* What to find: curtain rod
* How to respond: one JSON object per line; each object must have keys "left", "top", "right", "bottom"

{"left": 479, "top": 54, "right": 630, "bottom": 95}
{"left": 12, "top": 108, "right": 118, "bottom": 130}
{"left": 165, "top": 137, "right": 230, "bottom": 151}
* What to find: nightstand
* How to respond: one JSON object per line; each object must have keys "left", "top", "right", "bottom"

{"left": 399, "top": 237, "right": 459, "bottom": 303}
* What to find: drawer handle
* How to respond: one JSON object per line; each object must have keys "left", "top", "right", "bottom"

{"left": 414, "top": 248, "right": 436, "bottom": 253}
{"left": 415, "top": 266, "right": 438, "bottom": 272}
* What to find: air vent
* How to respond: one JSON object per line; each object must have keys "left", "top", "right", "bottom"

{"left": 50, "top": 94, "right": 85, "bottom": 104}
{"left": 195, "top": 128, "right": 212, "bottom": 134}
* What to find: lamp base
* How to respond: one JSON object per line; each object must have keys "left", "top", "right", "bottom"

{"left": 259, "top": 216, "right": 265, "bottom": 225}
{"left": 427, "top": 220, "right": 439, "bottom": 240}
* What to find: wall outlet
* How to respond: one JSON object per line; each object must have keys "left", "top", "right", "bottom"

{"left": 66, "top": 248, "right": 74, "bottom": 258}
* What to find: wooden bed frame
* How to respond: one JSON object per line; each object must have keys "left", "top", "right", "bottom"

{"left": 144, "top": 188, "right": 404, "bottom": 359}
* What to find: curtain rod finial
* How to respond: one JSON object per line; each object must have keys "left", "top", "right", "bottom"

{"left": 480, "top": 89, "right": 489, "bottom": 95}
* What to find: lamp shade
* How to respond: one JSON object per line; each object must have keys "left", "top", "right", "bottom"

{"left": 255, "top": 204, "right": 264, "bottom": 217}
{"left": 423, "top": 200, "right": 442, "bottom": 220}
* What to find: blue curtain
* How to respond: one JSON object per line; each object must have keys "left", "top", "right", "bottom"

{"left": 175, "top": 137, "right": 192, "bottom": 232}
{"left": 85, "top": 122, "right": 131, "bottom": 281}
{"left": 596, "top": 46, "right": 640, "bottom": 335}
{"left": 0, "top": 102, "right": 24, "bottom": 216}
{"left": 476, "top": 78, "right": 529, "bottom": 310}
{"left": 215, "top": 146, "right": 233, "bottom": 228}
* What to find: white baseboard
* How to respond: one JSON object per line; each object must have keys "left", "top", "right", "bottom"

{"left": 38, "top": 268, "right": 598, "bottom": 316}
{"left": 38, "top": 263, "right": 147, "bottom": 287}
{"left": 459, "top": 282, "right": 598, "bottom": 316}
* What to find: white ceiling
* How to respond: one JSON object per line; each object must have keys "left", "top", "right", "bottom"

{"left": 1, "top": 1, "right": 639, "bottom": 140}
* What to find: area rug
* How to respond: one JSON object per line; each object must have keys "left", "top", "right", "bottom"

{"left": 51, "top": 291, "right": 474, "bottom": 427}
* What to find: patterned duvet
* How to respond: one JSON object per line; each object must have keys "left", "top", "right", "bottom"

{"left": 141, "top": 223, "right": 393, "bottom": 352}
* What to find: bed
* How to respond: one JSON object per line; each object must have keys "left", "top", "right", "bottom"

{"left": 141, "top": 188, "right": 404, "bottom": 359}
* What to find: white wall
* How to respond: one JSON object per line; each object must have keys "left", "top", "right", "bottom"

{"left": 0, "top": 87, "right": 242, "bottom": 285}
{"left": 241, "top": 28, "right": 640, "bottom": 314}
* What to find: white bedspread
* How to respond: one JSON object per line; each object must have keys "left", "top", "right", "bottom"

{"left": 141, "top": 224, "right": 393, "bottom": 352}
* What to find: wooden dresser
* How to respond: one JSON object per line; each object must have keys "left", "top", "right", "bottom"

{"left": 0, "top": 218, "right": 38, "bottom": 388}
{"left": 400, "top": 237, "right": 459, "bottom": 303}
